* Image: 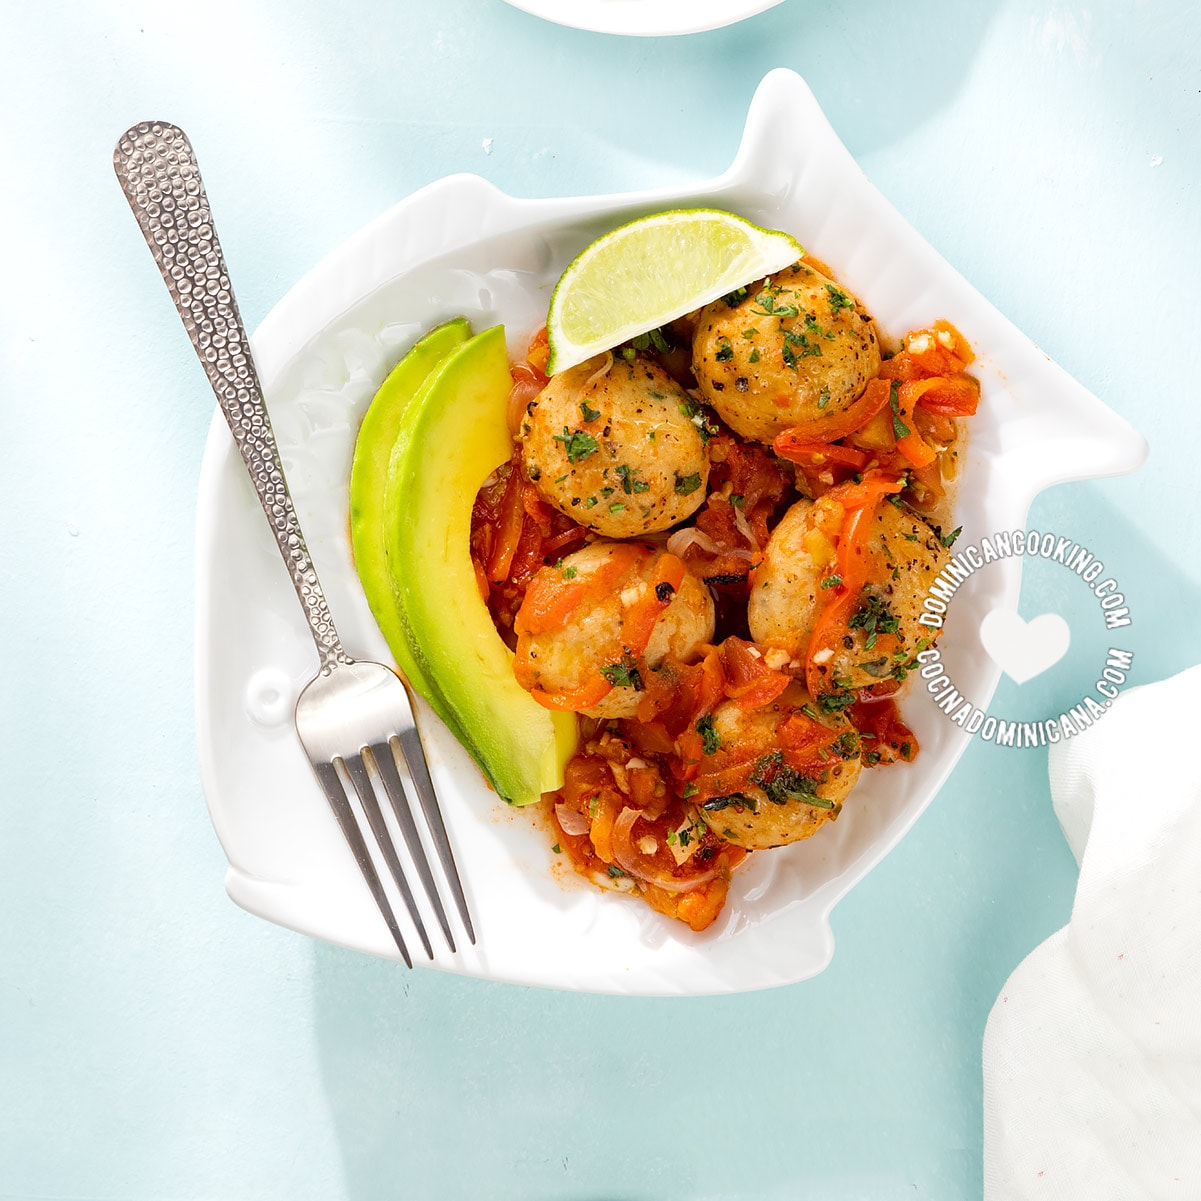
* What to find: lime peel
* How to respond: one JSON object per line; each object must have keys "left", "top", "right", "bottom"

{"left": 546, "top": 208, "right": 803, "bottom": 375}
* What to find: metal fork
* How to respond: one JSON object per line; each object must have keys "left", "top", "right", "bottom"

{"left": 114, "top": 121, "right": 475, "bottom": 966}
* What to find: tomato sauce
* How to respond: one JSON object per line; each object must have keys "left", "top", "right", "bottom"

{"left": 469, "top": 316, "right": 974, "bottom": 930}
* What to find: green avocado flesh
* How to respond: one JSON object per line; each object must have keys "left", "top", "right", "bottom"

{"left": 355, "top": 321, "right": 577, "bottom": 806}
{"left": 350, "top": 318, "right": 471, "bottom": 740}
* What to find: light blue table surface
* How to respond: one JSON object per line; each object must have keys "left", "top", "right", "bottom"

{"left": 3, "top": 2, "right": 1199, "bottom": 1198}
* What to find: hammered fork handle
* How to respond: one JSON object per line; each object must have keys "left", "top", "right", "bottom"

{"left": 114, "top": 121, "right": 350, "bottom": 675}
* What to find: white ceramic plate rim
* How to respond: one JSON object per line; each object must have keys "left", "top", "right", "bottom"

{"left": 195, "top": 69, "right": 1146, "bottom": 995}
{"left": 498, "top": 0, "right": 787, "bottom": 37}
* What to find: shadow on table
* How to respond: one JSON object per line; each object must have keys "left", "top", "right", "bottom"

{"left": 306, "top": 471, "right": 1192, "bottom": 1201}
{"left": 310, "top": 924, "right": 992, "bottom": 1201}
{"left": 306, "top": 944, "right": 665, "bottom": 1201}
{"left": 720, "top": 0, "right": 1001, "bottom": 158}
{"left": 305, "top": 0, "right": 1002, "bottom": 201}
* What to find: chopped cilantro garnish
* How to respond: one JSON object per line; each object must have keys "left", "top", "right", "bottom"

{"left": 848, "top": 594, "right": 900, "bottom": 651}
{"left": 825, "top": 284, "right": 854, "bottom": 316}
{"left": 683, "top": 404, "right": 718, "bottom": 445}
{"left": 679, "top": 399, "right": 718, "bottom": 441}
{"left": 715, "top": 337, "right": 734, "bottom": 362}
{"left": 748, "top": 751, "right": 833, "bottom": 808}
{"left": 888, "top": 381, "right": 911, "bottom": 440}
{"left": 696, "top": 713, "right": 720, "bottom": 755}
{"left": 780, "top": 334, "right": 819, "bottom": 374}
{"left": 601, "top": 657, "right": 643, "bottom": 690}
{"left": 804, "top": 313, "right": 833, "bottom": 342}
{"left": 702, "top": 793, "right": 755, "bottom": 812}
{"left": 553, "top": 427, "right": 599, "bottom": 463}
{"left": 674, "top": 472, "right": 702, "bottom": 495}
{"left": 788, "top": 328, "right": 823, "bottom": 354}
{"left": 832, "top": 732, "right": 861, "bottom": 759}
{"left": 580, "top": 400, "right": 600, "bottom": 422}
{"left": 859, "top": 657, "right": 892, "bottom": 677}
{"left": 752, "top": 284, "right": 799, "bottom": 319}
{"left": 940, "top": 526, "right": 963, "bottom": 549}
{"left": 820, "top": 574, "right": 842, "bottom": 590}
{"left": 615, "top": 463, "right": 650, "bottom": 494}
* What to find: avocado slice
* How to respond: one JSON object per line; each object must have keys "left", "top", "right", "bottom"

{"left": 350, "top": 318, "right": 472, "bottom": 741}
{"left": 386, "top": 324, "right": 578, "bottom": 805}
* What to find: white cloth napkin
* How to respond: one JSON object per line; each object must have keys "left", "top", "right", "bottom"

{"left": 982, "top": 666, "right": 1201, "bottom": 1198}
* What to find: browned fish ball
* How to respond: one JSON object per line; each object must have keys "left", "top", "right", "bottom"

{"left": 698, "top": 687, "right": 860, "bottom": 850}
{"left": 519, "top": 355, "right": 710, "bottom": 537}
{"left": 517, "top": 542, "right": 715, "bottom": 719}
{"left": 747, "top": 496, "right": 950, "bottom": 690}
{"left": 691, "top": 261, "right": 882, "bottom": 443}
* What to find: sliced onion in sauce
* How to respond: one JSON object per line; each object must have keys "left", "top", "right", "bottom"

{"left": 554, "top": 802, "right": 591, "bottom": 837}
{"left": 507, "top": 365, "right": 544, "bottom": 438}
{"left": 666, "top": 527, "right": 721, "bottom": 557}
{"left": 581, "top": 350, "right": 614, "bottom": 391}
{"left": 733, "top": 503, "right": 759, "bottom": 552}
{"left": 611, "top": 807, "right": 717, "bottom": 893}
{"left": 608, "top": 760, "right": 632, "bottom": 795}
{"left": 666, "top": 526, "right": 756, "bottom": 562}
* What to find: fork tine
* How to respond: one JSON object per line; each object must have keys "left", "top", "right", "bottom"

{"left": 344, "top": 753, "right": 434, "bottom": 961}
{"left": 312, "top": 761, "right": 412, "bottom": 968}
{"left": 393, "top": 728, "right": 476, "bottom": 946}
{"left": 369, "top": 742, "right": 456, "bottom": 954}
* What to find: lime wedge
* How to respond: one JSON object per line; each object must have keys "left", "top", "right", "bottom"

{"left": 545, "top": 208, "right": 802, "bottom": 375}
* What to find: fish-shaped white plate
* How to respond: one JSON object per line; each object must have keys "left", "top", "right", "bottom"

{"left": 195, "top": 69, "right": 1145, "bottom": 995}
